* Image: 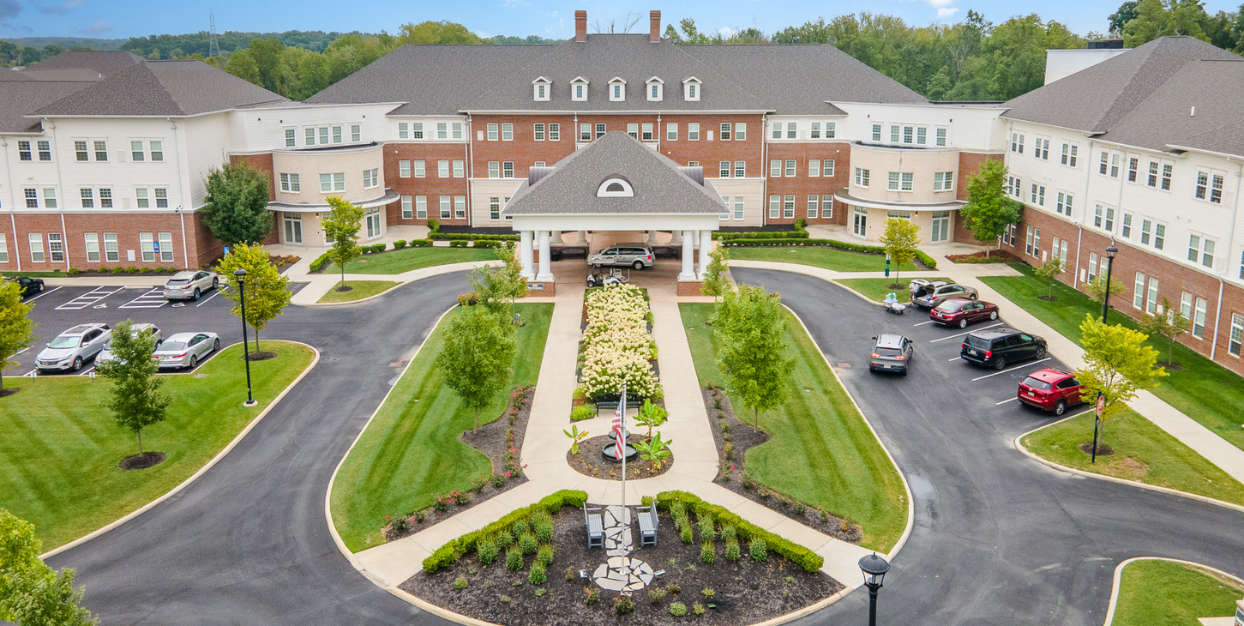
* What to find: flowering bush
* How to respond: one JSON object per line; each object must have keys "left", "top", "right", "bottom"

{"left": 579, "top": 285, "right": 663, "bottom": 399}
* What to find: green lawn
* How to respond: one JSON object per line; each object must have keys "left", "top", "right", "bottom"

{"left": 326, "top": 247, "right": 497, "bottom": 275}
{"left": 728, "top": 247, "right": 919, "bottom": 273}
{"left": 330, "top": 303, "right": 553, "bottom": 552}
{"left": 1111, "top": 559, "right": 1244, "bottom": 626}
{"left": 1022, "top": 408, "right": 1244, "bottom": 506}
{"left": 0, "top": 341, "right": 315, "bottom": 549}
{"left": 680, "top": 303, "right": 908, "bottom": 552}
{"left": 982, "top": 262, "right": 1244, "bottom": 452}
{"left": 835, "top": 277, "right": 952, "bottom": 303}
{"left": 317, "top": 280, "right": 402, "bottom": 303}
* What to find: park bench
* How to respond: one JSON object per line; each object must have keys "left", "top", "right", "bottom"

{"left": 637, "top": 505, "right": 658, "bottom": 547}
{"left": 584, "top": 505, "right": 604, "bottom": 549}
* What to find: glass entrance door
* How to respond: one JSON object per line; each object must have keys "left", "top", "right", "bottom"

{"left": 365, "top": 207, "right": 381, "bottom": 239}
{"left": 852, "top": 207, "right": 868, "bottom": 238}
{"left": 283, "top": 213, "right": 302, "bottom": 244}
{"left": 931, "top": 211, "right": 950, "bottom": 243}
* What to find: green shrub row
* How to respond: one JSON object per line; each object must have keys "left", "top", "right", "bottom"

{"left": 713, "top": 230, "right": 809, "bottom": 241}
{"left": 430, "top": 233, "right": 521, "bottom": 242}
{"left": 720, "top": 238, "right": 938, "bottom": 270}
{"left": 408, "top": 239, "right": 432, "bottom": 247}
{"left": 653, "top": 491, "right": 824, "bottom": 572}
{"left": 422, "top": 490, "right": 588, "bottom": 574}
{"left": 309, "top": 251, "right": 332, "bottom": 273}
{"left": 914, "top": 250, "right": 938, "bottom": 270}
{"left": 361, "top": 243, "right": 387, "bottom": 254}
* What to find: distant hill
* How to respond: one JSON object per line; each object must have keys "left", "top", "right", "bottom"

{"left": 120, "top": 30, "right": 372, "bottom": 57}
{"left": 4, "top": 37, "right": 126, "bottom": 50}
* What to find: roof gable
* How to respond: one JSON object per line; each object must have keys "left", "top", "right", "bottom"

{"left": 24, "top": 50, "right": 144, "bottom": 77}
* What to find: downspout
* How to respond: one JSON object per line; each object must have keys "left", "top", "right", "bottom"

{"left": 167, "top": 117, "right": 189, "bottom": 266}
{"left": 464, "top": 115, "right": 472, "bottom": 227}
{"left": 9, "top": 213, "right": 19, "bottom": 272}
{"left": 1, "top": 136, "right": 20, "bottom": 271}
{"left": 761, "top": 114, "right": 768, "bottom": 227}
{"left": 1208, "top": 159, "right": 1243, "bottom": 360}
{"left": 1072, "top": 138, "right": 1095, "bottom": 289}
{"left": 59, "top": 213, "right": 69, "bottom": 270}
{"left": 48, "top": 119, "right": 69, "bottom": 270}
{"left": 178, "top": 207, "right": 189, "bottom": 269}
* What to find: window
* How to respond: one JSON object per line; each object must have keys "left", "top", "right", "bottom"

{"left": 75, "top": 141, "right": 88, "bottom": 161}
{"left": 1200, "top": 172, "right": 1225, "bottom": 203}
{"left": 549, "top": 123, "right": 560, "bottom": 141}
{"left": 855, "top": 168, "right": 870, "bottom": 187}
{"left": 415, "top": 196, "right": 427, "bottom": 219}
{"left": 648, "top": 82, "right": 662, "bottom": 101}
{"left": 488, "top": 161, "right": 499, "bottom": 179}
{"left": 534, "top": 81, "right": 548, "bottom": 101}
{"left": 28, "top": 234, "right": 44, "bottom": 263}
{"left": 487, "top": 124, "right": 498, "bottom": 141}
{"left": 1188, "top": 234, "right": 1215, "bottom": 268}
{"left": 154, "top": 188, "right": 167, "bottom": 208}
{"left": 401, "top": 195, "right": 413, "bottom": 219}
{"left": 1100, "top": 152, "right": 1109, "bottom": 175}
{"left": 785, "top": 160, "right": 796, "bottom": 177}
{"left": 1003, "top": 224, "right": 1017, "bottom": 246}
{"left": 148, "top": 140, "right": 162, "bottom": 162}
{"left": 1121, "top": 212, "right": 1132, "bottom": 239}
{"left": 503, "top": 162, "right": 514, "bottom": 178}
{"left": 0, "top": 234, "right": 8, "bottom": 263}
{"left": 917, "top": 127, "right": 927, "bottom": 145}
{"left": 438, "top": 160, "right": 450, "bottom": 178}
{"left": 452, "top": 161, "right": 464, "bottom": 178}
{"left": 489, "top": 197, "right": 501, "bottom": 220}
{"left": 158, "top": 232, "right": 173, "bottom": 262}
{"left": 1030, "top": 184, "right": 1045, "bottom": 206}
{"left": 139, "top": 233, "right": 155, "bottom": 262}
{"left": 1134, "top": 273, "right": 1146, "bottom": 309}
{"left": 95, "top": 188, "right": 111, "bottom": 209}
{"left": 872, "top": 124, "right": 882, "bottom": 142}
{"left": 501, "top": 123, "right": 513, "bottom": 141}
{"left": 687, "top": 161, "right": 698, "bottom": 167}
{"left": 1032, "top": 228, "right": 1041, "bottom": 257}
{"left": 38, "top": 142, "right": 53, "bottom": 162}
{"left": 783, "top": 195, "right": 795, "bottom": 218}
{"left": 320, "top": 173, "right": 345, "bottom": 192}
{"left": 136, "top": 188, "right": 149, "bottom": 208}
{"left": 399, "top": 160, "right": 411, "bottom": 178}
{"left": 42, "top": 188, "right": 56, "bottom": 209}
{"left": 1162, "top": 164, "right": 1173, "bottom": 190}
{"left": 280, "top": 173, "right": 300, "bottom": 192}
{"left": 320, "top": 127, "right": 331, "bottom": 144}
{"left": 1025, "top": 226, "right": 1034, "bottom": 255}
{"left": 413, "top": 160, "right": 425, "bottom": 178}
{"left": 666, "top": 123, "right": 678, "bottom": 141}
{"left": 611, "top": 83, "right": 624, "bottom": 101}
{"left": 104, "top": 233, "right": 118, "bottom": 261}
{"left": 770, "top": 160, "right": 781, "bottom": 177}
{"left": 574, "top": 82, "right": 586, "bottom": 101}
{"left": 1154, "top": 222, "right": 1165, "bottom": 250}
{"left": 807, "top": 195, "right": 819, "bottom": 219}
{"left": 1061, "top": 143, "right": 1078, "bottom": 167}
{"left": 1111, "top": 153, "right": 1120, "bottom": 177}
{"left": 47, "top": 233, "right": 63, "bottom": 263}
{"left": 439, "top": 196, "right": 451, "bottom": 219}
{"left": 772, "top": 123, "right": 783, "bottom": 140}
{"left": 1034, "top": 138, "right": 1049, "bottom": 159}
{"left": 933, "top": 172, "right": 954, "bottom": 192}
{"left": 735, "top": 123, "right": 746, "bottom": 141}
{"left": 822, "top": 195, "right": 833, "bottom": 218}
{"left": 1146, "top": 277, "right": 1159, "bottom": 314}
{"left": 903, "top": 126, "right": 913, "bottom": 144}
{"left": 1006, "top": 176, "right": 1022, "bottom": 198}
{"left": 1054, "top": 192, "right": 1072, "bottom": 217}
{"left": 398, "top": 122, "right": 409, "bottom": 139}
{"left": 93, "top": 140, "right": 107, "bottom": 161}
{"left": 452, "top": 123, "right": 463, "bottom": 140}
{"left": 1088, "top": 253, "right": 1099, "bottom": 282}
{"left": 1230, "top": 314, "right": 1243, "bottom": 357}
{"left": 454, "top": 196, "right": 466, "bottom": 219}
{"left": 809, "top": 159, "right": 820, "bottom": 177}
{"left": 84, "top": 233, "right": 99, "bottom": 262}
{"left": 595, "top": 123, "right": 606, "bottom": 139}
{"left": 349, "top": 125, "right": 360, "bottom": 143}
{"left": 734, "top": 161, "right": 745, "bottom": 178}
{"left": 684, "top": 81, "right": 698, "bottom": 101}
{"left": 720, "top": 123, "right": 732, "bottom": 140}
{"left": 627, "top": 123, "right": 639, "bottom": 139}
{"left": 824, "top": 160, "right": 834, "bottom": 177}
{"left": 784, "top": 122, "right": 797, "bottom": 139}
{"left": 329, "top": 126, "right": 341, "bottom": 143}
{"left": 688, "top": 123, "right": 700, "bottom": 141}
{"left": 1011, "top": 132, "right": 1024, "bottom": 154}
{"left": 719, "top": 161, "right": 730, "bottom": 178}
{"left": 23, "top": 188, "right": 36, "bottom": 208}
{"left": 1127, "top": 157, "right": 1139, "bottom": 182}
{"left": 436, "top": 123, "right": 447, "bottom": 140}
{"left": 825, "top": 122, "right": 835, "bottom": 138}
{"left": 306, "top": 128, "right": 316, "bottom": 146}
{"left": 80, "top": 188, "right": 94, "bottom": 208}
{"left": 411, "top": 122, "right": 424, "bottom": 139}
{"left": 889, "top": 125, "right": 901, "bottom": 142}
{"left": 363, "top": 168, "right": 379, "bottom": 188}
{"left": 768, "top": 195, "right": 780, "bottom": 219}
{"left": 1147, "top": 162, "right": 1159, "bottom": 187}
{"left": 809, "top": 122, "right": 820, "bottom": 139}
{"left": 18, "top": 141, "right": 31, "bottom": 161}
{"left": 1193, "top": 297, "right": 1207, "bottom": 338}
{"left": 887, "top": 172, "right": 913, "bottom": 192}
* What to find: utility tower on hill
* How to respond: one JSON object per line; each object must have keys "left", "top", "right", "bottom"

{"left": 209, "top": 10, "right": 221, "bottom": 58}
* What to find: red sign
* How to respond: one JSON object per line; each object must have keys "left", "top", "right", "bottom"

{"left": 1096, "top": 395, "right": 1105, "bottom": 417}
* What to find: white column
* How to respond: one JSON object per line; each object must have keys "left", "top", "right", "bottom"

{"left": 692, "top": 231, "right": 700, "bottom": 251}
{"left": 551, "top": 230, "right": 563, "bottom": 244}
{"left": 576, "top": 230, "right": 587, "bottom": 244}
{"left": 670, "top": 230, "right": 683, "bottom": 244}
{"left": 678, "top": 230, "right": 696, "bottom": 281}
{"left": 646, "top": 229, "right": 658, "bottom": 244}
{"left": 697, "top": 230, "right": 712, "bottom": 279}
{"left": 536, "top": 230, "right": 553, "bottom": 281}
{"left": 520, "top": 230, "right": 534, "bottom": 279}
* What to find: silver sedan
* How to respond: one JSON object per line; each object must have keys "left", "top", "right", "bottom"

{"left": 152, "top": 332, "right": 220, "bottom": 370}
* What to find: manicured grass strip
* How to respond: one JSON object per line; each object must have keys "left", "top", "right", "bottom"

{"left": 982, "top": 262, "right": 1244, "bottom": 452}
{"left": 728, "top": 246, "right": 919, "bottom": 273}
{"left": 0, "top": 341, "right": 315, "bottom": 549}
{"left": 1111, "top": 559, "right": 1244, "bottom": 626}
{"left": 835, "top": 277, "right": 952, "bottom": 303}
{"left": 327, "top": 247, "right": 497, "bottom": 275}
{"left": 1021, "top": 409, "right": 1244, "bottom": 506}
{"left": 330, "top": 303, "right": 554, "bottom": 552}
{"left": 317, "top": 280, "right": 402, "bottom": 303}
{"left": 680, "top": 303, "right": 907, "bottom": 552}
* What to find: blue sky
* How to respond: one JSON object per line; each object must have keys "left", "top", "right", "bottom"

{"left": 1, "top": 0, "right": 1240, "bottom": 41}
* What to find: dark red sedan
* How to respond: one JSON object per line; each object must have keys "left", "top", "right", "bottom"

{"left": 1018, "top": 368, "right": 1084, "bottom": 416}
{"left": 930, "top": 297, "right": 999, "bottom": 328}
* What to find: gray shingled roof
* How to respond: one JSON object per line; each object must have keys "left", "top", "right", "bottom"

{"left": 0, "top": 81, "right": 97, "bottom": 132}
{"left": 24, "top": 50, "right": 145, "bottom": 76}
{"left": 1002, "top": 36, "right": 1238, "bottom": 133}
{"left": 503, "top": 131, "right": 726, "bottom": 215}
{"left": 8, "top": 68, "right": 108, "bottom": 82}
{"left": 32, "top": 60, "right": 287, "bottom": 117}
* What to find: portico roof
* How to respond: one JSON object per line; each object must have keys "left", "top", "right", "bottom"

{"left": 834, "top": 190, "right": 965, "bottom": 212}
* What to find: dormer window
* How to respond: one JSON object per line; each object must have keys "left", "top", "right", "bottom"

{"left": 532, "top": 77, "right": 551, "bottom": 102}
{"left": 571, "top": 77, "right": 589, "bottom": 102}
{"left": 646, "top": 77, "right": 663, "bottom": 102}
{"left": 682, "top": 77, "right": 701, "bottom": 102}
{"left": 597, "top": 176, "right": 634, "bottom": 198}
{"left": 609, "top": 77, "right": 626, "bottom": 102}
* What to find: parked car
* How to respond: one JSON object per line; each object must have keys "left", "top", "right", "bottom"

{"left": 36, "top": 323, "right": 112, "bottom": 372}
{"left": 960, "top": 327, "right": 1047, "bottom": 370}
{"left": 869, "top": 334, "right": 914, "bottom": 375}
{"left": 4, "top": 276, "right": 45, "bottom": 298}
{"left": 1018, "top": 368, "right": 1085, "bottom": 416}
{"left": 588, "top": 244, "right": 655, "bottom": 270}
{"left": 95, "top": 323, "right": 163, "bottom": 366}
{"left": 930, "top": 298, "right": 999, "bottom": 328}
{"left": 152, "top": 332, "right": 220, "bottom": 370}
{"left": 911, "top": 279, "right": 978, "bottom": 309}
{"left": 163, "top": 270, "right": 219, "bottom": 301}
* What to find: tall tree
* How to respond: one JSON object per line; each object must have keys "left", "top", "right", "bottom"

{"left": 434, "top": 308, "right": 516, "bottom": 432}
{"left": 0, "top": 509, "right": 96, "bottom": 625}
{"left": 397, "top": 21, "right": 486, "bottom": 44}
{"left": 960, "top": 159, "right": 1023, "bottom": 254}
{"left": 1110, "top": 1, "right": 1142, "bottom": 33}
{"left": 201, "top": 162, "right": 273, "bottom": 249}
{"left": 713, "top": 284, "right": 793, "bottom": 432}
{"left": 321, "top": 196, "right": 364, "bottom": 289}
{"left": 1075, "top": 315, "right": 1168, "bottom": 443}
{"left": 1139, "top": 297, "right": 1190, "bottom": 366}
{"left": 95, "top": 320, "right": 170, "bottom": 457}
{"left": 699, "top": 246, "right": 731, "bottom": 301}
{"left": 217, "top": 243, "right": 292, "bottom": 352}
{"left": 0, "top": 281, "right": 37, "bottom": 395}
{"left": 467, "top": 242, "right": 527, "bottom": 321}
{"left": 878, "top": 217, "right": 921, "bottom": 286}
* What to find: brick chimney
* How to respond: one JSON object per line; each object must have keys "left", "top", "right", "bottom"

{"left": 575, "top": 10, "right": 587, "bottom": 42}
{"left": 650, "top": 10, "right": 661, "bottom": 43}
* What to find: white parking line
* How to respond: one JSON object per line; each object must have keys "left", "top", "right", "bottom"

{"left": 119, "top": 288, "right": 168, "bottom": 309}
{"left": 947, "top": 356, "right": 962, "bottom": 361}
{"left": 971, "top": 357, "right": 1052, "bottom": 382}
{"left": 23, "top": 369, "right": 36, "bottom": 377}
{"left": 930, "top": 322, "right": 1006, "bottom": 343}
{"left": 78, "top": 366, "right": 95, "bottom": 377}
{"left": 56, "top": 286, "right": 124, "bottom": 310}
{"left": 912, "top": 320, "right": 935, "bottom": 327}
{"left": 195, "top": 290, "right": 222, "bottom": 307}
{"left": 25, "top": 285, "right": 62, "bottom": 302}
{"left": 995, "top": 397, "right": 1019, "bottom": 405}
{"left": 15, "top": 347, "right": 29, "bottom": 356}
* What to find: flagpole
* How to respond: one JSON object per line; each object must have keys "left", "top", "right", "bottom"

{"left": 620, "top": 381, "right": 626, "bottom": 517}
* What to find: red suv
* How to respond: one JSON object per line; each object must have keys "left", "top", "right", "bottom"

{"left": 930, "top": 298, "right": 999, "bottom": 328}
{"left": 1018, "top": 368, "right": 1084, "bottom": 416}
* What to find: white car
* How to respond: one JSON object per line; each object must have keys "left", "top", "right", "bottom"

{"left": 95, "top": 323, "right": 163, "bottom": 366}
{"left": 163, "top": 270, "right": 219, "bottom": 301}
{"left": 152, "top": 332, "right": 220, "bottom": 370}
{"left": 36, "top": 323, "right": 112, "bottom": 372}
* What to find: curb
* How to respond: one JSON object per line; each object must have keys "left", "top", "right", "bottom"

{"left": 1013, "top": 418, "right": 1244, "bottom": 515}
{"left": 305, "top": 281, "right": 405, "bottom": 307}
{"left": 40, "top": 341, "right": 321, "bottom": 559}
{"left": 292, "top": 260, "right": 500, "bottom": 307}
{"left": 1101, "top": 557, "right": 1244, "bottom": 626}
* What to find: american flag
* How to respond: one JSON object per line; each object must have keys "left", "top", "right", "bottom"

{"left": 611, "top": 383, "right": 626, "bottom": 461}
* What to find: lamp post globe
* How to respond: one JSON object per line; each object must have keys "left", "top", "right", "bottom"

{"left": 858, "top": 553, "right": 890, "bottom": 626}
{"left": 233, "top": 268, "right": 256, "bottom": 407}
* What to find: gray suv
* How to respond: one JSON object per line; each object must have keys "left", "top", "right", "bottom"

{"left": 36, "top": 323, "right": 112, "bottom": 372}
{"left": 869, "top": 334, "right": 914, "bottom": 375}
{"left": 588, "top": 244, "right": 654, "bottom": 270}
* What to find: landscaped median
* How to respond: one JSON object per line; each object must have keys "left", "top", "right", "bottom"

{"left": 317, "top": 280, "right": 402, "bottom": 303}
{"left": 680, "top": 303, "right": 908, "bottom": 552}
{"left": 323, "top": 246, "right": 498, "bottom": 275}
{"left": 0, "top": 341, "right": 315, "bottom": 550}
{"left": 330, "top": 302, "right": 553, "bottom": 552}
{"left": 1109, "top": 559, "right": 1244, "bottom": 626}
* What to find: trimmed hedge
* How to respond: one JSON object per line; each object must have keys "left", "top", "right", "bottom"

{"left": 422, "top": 490, "right": 588, "bottom": 574}
{"left": 393, "top": 240, "right": 408, "bottom": 250}
{"left": 408, "top": 239, "right": 432, "bottom": 247}
{"left": 654, "top": 491, "right": 824, "bottom": 573}
{"left": 309, "top": 251, "right": 332, "bottom": 273}
{"left": 915, "top": 250, "right": 938, "bottom": 270}
{"left": 713, "top": 230, "right": 808, "bottom": 241}
{"left": 430, "top": 233, "right": 521, "bottom": 242}
{"left": 428, "top": 219, "right": 440, "bottom": 233}
{"left": 722, "top": 237, "right": 938, "bottom": 269}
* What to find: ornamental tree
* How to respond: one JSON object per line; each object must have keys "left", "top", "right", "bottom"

{"left": 1139, "top": 296, "right": 1190, "bottom": 366}
{"left": 95, "top": 320, "right": 171, "bottom": 456}
{"left": 713, "top": 284, "right": 793, "bottom": 432}
{"left": 201, "top": 161, "right": 273, "bottom": 248}
{"left": 0, "top": 509, "right": 96, "bottom": 625}
{"left": 217, "top": 243, "right": 291, "bottom": 352}
{"left": 1075, "top": 314, "right": 1167, "bottom": 442}
{"left": 321, "top": 196, "right": 364, "bottom": 288}
{"left": 468, "top": 242, "right": 527, "bottom": 321}
{"left": 700, "top": 246, "right": 731, "bottom": 301}
{"left": 960, "top": 159, "right": 1022, "bottom": 254}
{"left": 434, "top": 308, "right": 516, "bottom": 432}
{"left": 1085, "top": 273, "right": 1129, "bottom": 314}
{"left": 878, "top": 217, "right": 921, "bottom": 286}
{"left": 1034, "top": 257, "right": 1064, "bottom": 300}
{"left": 0, "top": 281, "right": 37, "bottom": 395}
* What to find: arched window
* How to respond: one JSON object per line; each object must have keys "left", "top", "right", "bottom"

{"left": 597, "top": 176, "right": 634, "bottom": 197}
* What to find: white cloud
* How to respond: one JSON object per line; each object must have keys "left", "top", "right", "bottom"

{"left": 937, "top": 7, "right": 959, "bottom": 17}
{"left": 718, "top": 26, "right": 736, "bottom": 38}
{"left": 501, "top": 0, "right": 526, "bottom": 7}
{"left": 79, "top": 19, "right": 111, "bottom": 34}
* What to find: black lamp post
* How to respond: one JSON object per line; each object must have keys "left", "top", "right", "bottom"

{"left": 1091, "top": 244, "right": 1119, "bottom": 463}
{"left": 859, "top": 552, "right": 890, "bottom": 626}
{"left": 234, "top": 268, "right": 256, "bottom": 407}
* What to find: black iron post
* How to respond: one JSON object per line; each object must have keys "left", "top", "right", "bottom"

{"left": 234, "top": 268, "right": 256, "bottom": 407}
{"left": 858, "top": 553, "right": 890, "bottom": 626}
{"left": 1091, "top": 244, "right": 1119, "bottom": 463}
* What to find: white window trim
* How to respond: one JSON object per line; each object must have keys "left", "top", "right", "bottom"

{"left": 646, "top": 77, "right": 664, "bottom": 102}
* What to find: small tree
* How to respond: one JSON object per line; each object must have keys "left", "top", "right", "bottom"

{"left": 0, "top": 509, "right": 96, "bottom": 625}
{"left": 201, "top": 161, "right": 273, "bottom": 248}
{"left": 634, "top": 398, "right": 668, "bottom": 440}
{"left": 1034, "top": 257, "right": 1064, "bottom": 300}
{"left": 217, "top": 243, "right": 291, "bottom": 352}
{"left": 1075, "top": 314, "right": 1168, "bottom": 445}
{"left": 634, "top": 432, "right": 673, "bottom": 471}
{"left": 468, "top": 242, "right": 528, "bottom": 321}
{"left": 434, "top": 308, "right": 516, "bottom": 432}
{"left": 95, "top": 320, "right": 171, "bottom": 456}
{"left": 1085, "top": 273, "right": 1128, "bottom": 310}
{"left": 700, "top": 246, "right": 730, "bottom": 301}
{"left": 878, "top": 217, "right": 920, "bottom": 287}
{"left": 959, "top": 159, "right": 1022, "bottom": 254}
{"left": 0, "top": 281, "right": 37, "bottom": 395}
{"left": 321, "top": 196, "right": 364, "bottom": 289}
{"left": 713, "top": 284, "right": 793, "bottom": 432}
{"left": 1139, "top": 297, "right": 1189, "bottom": 366}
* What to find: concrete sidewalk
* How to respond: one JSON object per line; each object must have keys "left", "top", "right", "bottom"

{"left": 286, "top": 260, "right": 501, "bottom": 305}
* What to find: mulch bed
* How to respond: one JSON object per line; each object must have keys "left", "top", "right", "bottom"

{"left": 245, "top": 352, "right": 277, "bottom": 362}
{"left": 383, "top": 387, "right": 533, "bottom": 542}
{"left": 402, "top": 506, "right": 842, "bottom": 626}
{"left": 702, "top": 387, "right": 863, "bottom": 544}
{"left": 1078, "top": 442, "right": 1114, "bottom": 456}
{"left": 567, "top": 434, "right": 674, "bottom": 481}
{"left": 946, "top": 250, "right": 1024, "bottom": 264}
{"left": 119, "top": 451, "right": 166, "bottom": 470}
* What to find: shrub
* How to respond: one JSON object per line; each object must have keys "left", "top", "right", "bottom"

{"left": 421, "top": 490, "right": 587, "bottom": 573}
{"left": 654, "top": 491, "right": 822, "bottom": 572}
{"left": 496, "top": 529, "right": 514, "bottom": 548}
{"left": 668, "top": 583, "right": 681, "bottom": 595}
{"left": 565, "top": 565, "right": 575, "bottom": 582}
{"left": 614, "top": 595, "right": 635, "bottom": 616}
{"left": 698, "top": 515, "right": 715, "bottom": 541}
{"left": 457, "top": 292, "right": 478, "bottom": 307}
{"left": 536, "top": 544, "right": 554, "bottom": 566}
{"left": 569, "top": 404, "right": 596, "bottom": 422}
{"left": 393, "top": 239, "right": 407, "bottom": 249}
{"left": 750, "top": 538, "right": 768, "bottom": 562}
{"left": 535, "top": 588, "right": 546, "bottom": 597}
{"left": 415, "top": 510, "right": 426, "bottom": 523}
{"left": 454, "top": 491, "right": 470, "bottom": 506}
{"left": 693, "top": 602, "right": 706, "bottom": 615}
{"left": 491, "top": 474, "right": 506, "bottom": 488}
{"left": 669, "top": 602, "right": 687, "bottom": 617}
{"left": 725, "top": 540, "right": 741, "bottom": 562}
{"left": 477, "top": 538, "right": 499, "bottom": 565}
{"left": 649, "top": 588, "right": 667, "bottom": 604}
{"left": 535, "top": 520, "right": 554, "bottom": 543}
{"left": 584, "top": 587, "right": 600, "bottom": 606}
{"left": 126, "top": 266, "right": 138, "bottom": 273}
{"left": 408, "top": 239, "right": 432, "bottom": 247}
{"left": 67, "top": 268, "right": 80, "bottom": 275}
{"left": 374, "top": 243, "right": 387, "bottom": 253}
{"left": 529, "top": 562, "right": 547, "bottom": 585}
{"left": 506, "top": 547, "right": 524, "bottom": 571}
{"left": 512, "top": 519, "right": 530, "bottom": 537}
{"left": 721, "top": 525, "right": 736, "bottom": 542}
{"left": 701, "top": 541, "right": 715, "bottom": 564}
{"left": 453, "top": 575, "right": 468, "bottom": 590}
{"left": 680, "top": 523, "right": 693, "bottom": 544}
{"left": 427, "top": 218, "right": 440, "bottom": 233}
{"left": 671, "top": 502, "right": 686, "bottom": 519}
{"left": 915, "top": 250, "right": 938, "bottom": 269}
{"left": 308, "top": 251, "right": 332, "bottom": 272}
{"left": 449, "top": 240, "right": 468, "bottom": 248}
{"left": 518, "top": 533, "right": 538, "bottom": 555}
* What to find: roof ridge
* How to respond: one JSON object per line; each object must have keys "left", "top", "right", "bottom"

{"left": 459, "top": 39, "right": 570, "bottom": 111}
{"left": 1087, "top": 42, "right": 1160, "bottom": 133}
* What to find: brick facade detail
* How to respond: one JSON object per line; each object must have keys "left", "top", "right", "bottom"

{"left": 383, "top": 142, "right": 472, "bottom": 226}
{"left": 677, "top": 280, "right": 705, "bottom": 297}
{"left": 1, "top": 210, "right": 217, "bottom": 272}
{"left": 953, "top": 151, "right": 1004, "bottom": 244}
{"left": 764, "top": 142, "right": 851, "bottom": 226}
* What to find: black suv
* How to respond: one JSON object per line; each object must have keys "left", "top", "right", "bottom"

{"left": 5, "top": 276, "right": 44, "bottom": 298}
{"left": 960, "top": 327, "right": 1047, "bottom": 370}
